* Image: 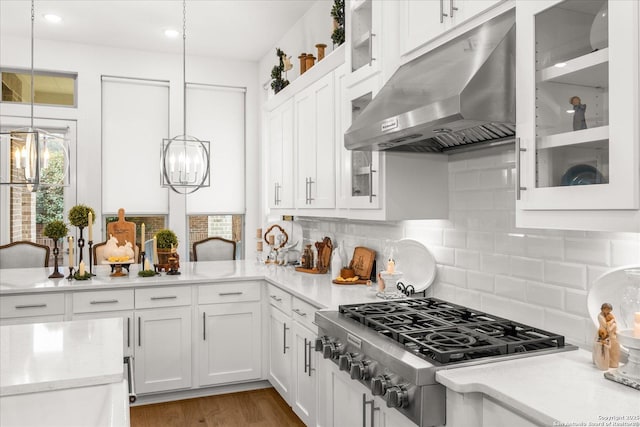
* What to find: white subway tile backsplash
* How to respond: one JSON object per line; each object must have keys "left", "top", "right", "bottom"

{"left": 444, "top": 229, "right": 466, "bottom": 248}
{"left": 495, "top": 232, "right": 526, "bottom": 256}
{"left": 467, "top": 271, "right": 495, "bottom": 292}
{"left": 433, "top": 282, "right": 456, "bottom": 301}
{"left": 587, "top": 265, "right": 611, "bottom": 289}
{"left": 610, "top": 239, "right": 640, "bottom": 265}
{"left": 481, "top": 294, "right": 545, "bottom": 326}
{"left": 454, "top": 288, "right": 481, "bottom": 309}
{"left": 480, "top": 253, "right": 510, "bottom": 275}
{"left": 467, "top": 231, "right": 494, "bottom": 252}
{"left": 429, "top": 246, "right": 455, "bottom": 266}
{"left": 455, "top": 249, "right": 480, "bottom": 270}
{"left": 441, "top": 266, "right": 467, "bottom": 287}
{"left": 494, "top": 275, "right": 526, "bottom": 301}
{"left": 452, "top": 191, "right": 494, "bottom": 211}
{"left": 510, "top": 256, "right": 544, "bottom": 281}
{"left": 525, "top": 281, "right": 563, "bottom": 310}
{"left": 544, "top": 261, "right": 587, "bottom": 290}
{"left": 565, "top": 289, "right": 589, "bottom": 317}
{"left": 402, "top": 227, "right": 443, "bottom": 246}
{"left": 479, "top": 168, "right": 511, "bottom": 189}
{"left": 493, "top": 189, "right": 515, "bottom": 211}
{"left": 565, "top": 238, "right": 610, "bottom": 266}
{"left": 525, "top": 235, "right": 564, "bottom": 260}
{"left": 544, "top": 309, "right": 587, "bottom": 345}
{"left": 454, "top": 170, "right": 481, "bottom": 191}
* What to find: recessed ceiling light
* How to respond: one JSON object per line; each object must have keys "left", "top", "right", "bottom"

{"left": 164, "top": 29, "right": 180, "bottom": 38}
{"left": 43, "top": 14, "right": 62, "bottom": 23}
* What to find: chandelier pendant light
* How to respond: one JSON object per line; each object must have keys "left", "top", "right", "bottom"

{"left": 0, "top": 0, "right": 69, "bottom": 190}
{"left": 161, "top": 0, "right": 210, "bottom": 194}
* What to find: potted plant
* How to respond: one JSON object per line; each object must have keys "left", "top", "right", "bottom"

{"left": 68, "top": 204, "right": 95, "bottom": 228}
{"left": 270, "top": 48, "right": 290, "bottom": 94}
{"left": 43, "top": 220, "right": 68, "bottom": 278}
{"left": 155, "top": 228, "right": 179, "bottom": 270}
{"left": 331, "top": 0, "right": 345, "bottom": 46}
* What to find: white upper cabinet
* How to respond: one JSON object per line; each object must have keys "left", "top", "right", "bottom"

{"left": 295, "top": 72, "right": 336, "bottom": 209}
{"left": 399, "top": 0, "right": 502, "bottom": 56}
{"left": 516, "top": 0, "right": 640, "bottom": 231}
{"left": 348, "top": 0, "right": 383, "bottom": 82}
{"left": 268, "top": 99, "right": 294, "bottom": 209}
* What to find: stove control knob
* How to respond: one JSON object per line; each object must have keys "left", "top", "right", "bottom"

{"left": 385, "top": 386, "right": 408, "bottom": 409}
{"left": 314, "top": 337, "right": 327, "bottom": 352}
{"left": 338, "top": 353, "right": 355, "bottom": 371}
{"left": 370, "top": 375, "right": 390, "bottom": 396}
{"left": 349, "top": 360, "right": 369, "bottom": 380}
{"left": 322, "top": 342, "right": 341, "bottom": 359}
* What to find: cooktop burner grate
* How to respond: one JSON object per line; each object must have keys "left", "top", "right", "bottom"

{"left": 339, "top": 298, "right": 568, "bottom": 365}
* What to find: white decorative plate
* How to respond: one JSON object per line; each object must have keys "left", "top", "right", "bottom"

{"left": 588, "top": 264, "right": 640, "bottom": 330}
{"left": 393, "top": 239, "right": 436, "bottom": 292}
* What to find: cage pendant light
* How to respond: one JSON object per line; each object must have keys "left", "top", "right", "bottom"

{"left": 0, "top": 0, "right": 70, "bottom": 190}
{"left": 161, "top": 0, "right": 210, "bottom": 194}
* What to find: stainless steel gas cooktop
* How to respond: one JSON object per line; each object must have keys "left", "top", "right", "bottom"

{"left": 315, "top": 297, "right": 577, "bottom": 427}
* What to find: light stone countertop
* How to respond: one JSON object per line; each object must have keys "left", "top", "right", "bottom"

{"left": 0, "top": 318, "right": 124, "bottom": 396}
{"left": 436, "top": 349, "right": 640, "bottom": 426}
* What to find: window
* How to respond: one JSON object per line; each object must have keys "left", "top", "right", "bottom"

{"left": 104, "top": 215, "right": 166, "bottom": 245}
{"left": 1, "top": 69, "right": 77, "bottom": 107}
{"left": 188, "top": 214, "right": 243, "bottom": 260}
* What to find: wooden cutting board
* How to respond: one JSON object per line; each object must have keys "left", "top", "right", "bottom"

{"left": 106, "top": 208, "right": 136, "bottom": 247}
{"left": 349, "top": 246, "right": 376, "bottom": 280}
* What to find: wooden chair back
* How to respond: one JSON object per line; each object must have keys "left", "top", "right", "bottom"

{"left": 193, "top": 237, "right": 236, "bottom": 261}
{"left": 0, "top": 241, "right": 50, "bottom": 268}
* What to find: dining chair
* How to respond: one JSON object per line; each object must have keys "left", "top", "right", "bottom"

{"left": 0, "top": 241, "right": 50, "bottom": 268}
{"left": 193, "top": 237, "right": 236, "bottom": 261}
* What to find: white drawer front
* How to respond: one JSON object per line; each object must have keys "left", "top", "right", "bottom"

{"left": 198, "top": 281, "right": 261, "bottom": 304}
{"left": 292, "top": 297, "right": 318, "bottom": 331}
{"left": 267, "top": 284, "right": 292, "bottom": 316}
{"left": 73, "top": 289, "right": 134, "bottom": 313}
{"left": 135, "top": 286, "right": 191, "bottom": 309}
{"left": 0, "top": 293, "right": 65, "bottom": 318}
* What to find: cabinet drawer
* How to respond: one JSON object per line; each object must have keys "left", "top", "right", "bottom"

{"left": 73, "top": 289, "right": 134, "bottom": 313}
{"left": 267, "top": 284, "right": 292, "bottom": 315}
{"left": 292, "top": 297, "right": 318, "bottom": 331}
{"left": 198, "top": 281, "right": 261, "bottom": 304}
{"left": 135, "top": 286, "right": 191, "bottom": 309}
{"left": 0, "top": 293, "right": 65, "bottom": 318}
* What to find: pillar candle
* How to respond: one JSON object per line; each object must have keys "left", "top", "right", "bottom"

{"left": 634, "top": 312, "right": 640, "bottom": 338}
{"left": 387, "top": 259, "right": 395, "bottom": 274}
{"left": 153, "top": 236, "right": 158, "bottom": 264}
{"left": 144, "top": 258, "right": 151, "bottom": 271}
{"left": 256, "top": 228, "right": 262, "bottom": 239}
{"left": 141, "top": 223, "right": 145, "bottom": 247}
{"left": 78, "top": 260, "right": 85, "bottom": 276}
{"left": 87, "top": 211, "right": 93, "bottom": 241}
{"left": 68, "top": 236, "right": 74, "bottom": 267}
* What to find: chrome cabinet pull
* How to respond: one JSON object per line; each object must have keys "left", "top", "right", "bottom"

{"left": 308, "top": 177, "right": 315, "bottom": 203}
{"left": 362, "top": 394, "right": 379, "bottom": 427}
{"left": 274, "top": 182, "right": 281, "bottom": 206}
{"left": 369, "top": 163, "right": 377, "bottom": 203}
{"left": 124, "top": 356, "right": 136, "bottom": 403}
{"left": 515, "top": 137, "right": 527, "bottom": 200}
{"left": 203, "top": 312, "right": 206, "bottom": 341}
{"left": 450, "top": 0, "right": 458, "bottom": 17}
{"left": 137, "top": 317, "right": 141, "bottom": 347}
{"left": 305, "top": 177, "right": 310, "bottom": 204}
{"left": 270, "top": 295, "right": 282, "bottom": 302}
{"left": 127, "top": 317, "right": 130, "bottom": 348}
{"left": 15, "top": 304, "right": 46, "bottom": 309}
{"left": 283, "top": 323, "right": 290, "bottom": 354}
{"left": 90, "top": 299, "right": 118, "bottom": 305}
{"left": 304, "top": 337, "right": 308, "bottom": 373}
{"left": 307, "top": 340, "right": 314, "bottom": 376}
{"left": 440, "top": 0, "right": 447, "bottom": 23}
{"left": 293, "top": 308, "right": 307, "bottom": 317}
{"left": 150, "top": 295, "right": 177, "bottom": 300}
{"left": 219, "top": 292, "right": 243, "bottom": 296}
{"left": 368, "top": 32, "right": 376, "bottom": 67}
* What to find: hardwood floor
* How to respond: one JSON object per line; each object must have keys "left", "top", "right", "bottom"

{"left": 130, "top": 388, "right": 306, "bottom": 427}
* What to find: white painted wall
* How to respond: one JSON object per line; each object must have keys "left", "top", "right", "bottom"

{"left": 0, "top": 35, "right": 260, "bottom": 260}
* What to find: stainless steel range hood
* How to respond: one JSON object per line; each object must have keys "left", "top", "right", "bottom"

{"left": 345, "top": 10, "right": 516, "bottom": 153}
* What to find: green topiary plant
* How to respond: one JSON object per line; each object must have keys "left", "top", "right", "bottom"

{"left": 68, "top": 204, "right": 95, "bottom": 228}
{"left": 331, "top": 0, "right": 345, "bottom": 46}
{"left": 270, "top": 48, "right": 290, "bottom": 94}
{"left": 43, "top": 220, "right": 68, "bottom": 241}
{"left": 155, "top": 229, "right": 178, "bottom": 249}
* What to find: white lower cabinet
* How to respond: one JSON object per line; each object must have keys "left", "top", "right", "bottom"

{"left": 134, "top": 306, "right": 192, "bottom": 394}
{"left": 73, "top": 310, "right": 134, "bottom": 357}
{"left": 0, "top": 292, "right": 65, "bottom": 325}
{"left": 291, "top": 321, "right": 317, "bottom": 426}
{"left": 268, "top": 304, "right": 293, "bottom": 401}
{"left": 322, "top": 358, "right": 414, "bottom": 427}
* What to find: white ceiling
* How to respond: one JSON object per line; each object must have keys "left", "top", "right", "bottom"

{"left": 0, "top": 0, "right": 318, "bottom": 61}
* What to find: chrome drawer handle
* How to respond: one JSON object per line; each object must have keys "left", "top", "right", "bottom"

{"left": 293, "top": 308, "right": 307, "bottom": 317}
{"left": 150, "top": 296, "right": 177, "bottom": 300}
{"left": 219, "top": 292, "right": 243, "bottom": 296}
{"left": 15, "top": 304, "right": 47, "bottom": 309}
{"left": 270, "top": 295, "right": 282, "bottom": 302}
{"left": 90, "top": 299, "right": 119, "bottom": 304}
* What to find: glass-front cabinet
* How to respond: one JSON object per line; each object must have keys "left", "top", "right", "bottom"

{"left": 338, "top": 70, "right": 381, "bottom": 209}
{"left": 348, "top": 0, "right": 382, "bottom": 82}
{"left": 516, "top": 0, "right": 639, "bottom": 212}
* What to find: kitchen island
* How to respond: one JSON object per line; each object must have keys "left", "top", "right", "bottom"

{"left": 1, "top": 260, "right": 636, "bottom": 427}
